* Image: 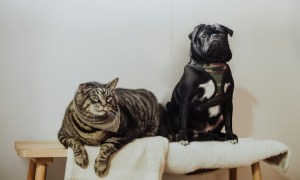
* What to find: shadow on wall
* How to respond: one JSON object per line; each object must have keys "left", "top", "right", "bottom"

{"left": 233, "top": 86, "right": 257, "bottom": 137}
{"left": 47, "top": 158, "right": 66, "bottom": 180}
{"left": 260, "top": 162, "right": 289, "bottom": 180}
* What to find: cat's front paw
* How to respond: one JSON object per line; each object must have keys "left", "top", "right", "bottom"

{"left": 94, "top": 158, "right": 108, "bottom": 176}
{"left": 74, "top": 150, "right": 89, "bottom": 168}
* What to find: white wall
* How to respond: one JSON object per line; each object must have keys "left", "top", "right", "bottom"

{"left": 0, "top": 0, "right": 299, "bottom": 179}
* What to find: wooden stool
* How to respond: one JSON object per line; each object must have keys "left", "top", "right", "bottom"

{"left": 15, "top": 141, "right": 66, "bottom": 180}
{"left": 15, "top": 141, "right": 262, "bottom": 180}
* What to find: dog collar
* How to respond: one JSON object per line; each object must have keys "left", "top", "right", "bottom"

{"left": 188, "top": 60, "right": 229, "bottom": 98}
{"left": 188, "top": 60, "right": 228, "bottom": 73}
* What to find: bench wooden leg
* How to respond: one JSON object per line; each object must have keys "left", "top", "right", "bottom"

{"left": 27, "top": 159, "right": 36, "bottom": 180}
{"left": 30, "top": 158, "right": 53, "bottom": 180}
{"left": 251, "top": 162, "right": 262, "bottom": 180}
{"left": 229, "top": 168, "right": 237, "bottom": 180}
{"left": 35, "top": 163, "right": 47, "bottom": 180}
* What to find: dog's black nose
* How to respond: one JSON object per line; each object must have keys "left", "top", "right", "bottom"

{"left": 212, "top": 41, "right": 220, "bottom": 49}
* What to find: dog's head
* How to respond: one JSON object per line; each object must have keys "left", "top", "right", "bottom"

{"left": 189, "top": 23, "right": 233, "bottom": 63}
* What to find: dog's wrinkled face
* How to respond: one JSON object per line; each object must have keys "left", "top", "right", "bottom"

{"left": 189, "top": 23, "right": 233, "bottom": 63}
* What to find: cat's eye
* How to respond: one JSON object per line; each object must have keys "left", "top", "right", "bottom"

{"left": 91, "top": 94, "right": 99, "bottom": 101}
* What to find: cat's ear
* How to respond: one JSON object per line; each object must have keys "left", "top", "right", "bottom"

{"left": 75, "top": 82, "right": 93, "bottom": 105}
{"left": 78, "top": 82, "right": 93, "bottom": 93}
{"left": 106, "top": 78, "right": 119, "bottom": 91}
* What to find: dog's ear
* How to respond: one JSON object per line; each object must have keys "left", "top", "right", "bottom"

{"left": 214, "top": 23, "right": 234, "bottom": 37}
{"left": 188, "top": 24, "right": 206, "bottom": 43}
{"left": 224, "top": 26, "right": 233, "bottom": 37}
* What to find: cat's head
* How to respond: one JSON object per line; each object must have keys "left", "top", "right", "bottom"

{"left": 73, "top": 78, "right": 119, "bottom": 120}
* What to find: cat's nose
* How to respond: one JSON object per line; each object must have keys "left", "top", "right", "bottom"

{"left": 100, "top": 100, "right": 106, "bottom": 106}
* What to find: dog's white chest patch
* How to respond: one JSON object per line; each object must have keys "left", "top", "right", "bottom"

{"left": 208, "top": 105, "right": 221, "bottom": 117}
{"left": 198, "top": 80, "right": 215, "bottom": 101}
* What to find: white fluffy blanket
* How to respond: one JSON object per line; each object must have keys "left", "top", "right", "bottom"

{"left": 64, "top": 136, "right": 169, "bottom": 180}
{"left": 165, "top": 138, "right": 291, "bottom": 174}
{"left": 64, "top": 137, "right": 290, "bottom": 180}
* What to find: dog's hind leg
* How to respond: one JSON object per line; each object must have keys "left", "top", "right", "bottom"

{"left": 192, "top": 132, "right": 226, "bottom": 141}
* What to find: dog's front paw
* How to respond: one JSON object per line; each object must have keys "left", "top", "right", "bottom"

{"left": 179, "top": 140, "right": 189, "bottom": 146}
{"left": 74, "top": 150, "right": 89, "bottom": 168}
{"left": 226, "top": 133, "right": 238, "bottom": 144}
{"left": 94, "top": 157, "right": 108, "bottom": 176}
{"left": 177, "top": 130, "right": 189, "bottom": 146}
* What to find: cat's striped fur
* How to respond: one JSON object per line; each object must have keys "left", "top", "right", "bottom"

{"left": 58, "top": 78, "right": 168, "bottom": 176}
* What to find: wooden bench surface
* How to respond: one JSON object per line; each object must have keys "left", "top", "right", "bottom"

{"left": 15, "top": 141, "right": 67, "bottom": 158}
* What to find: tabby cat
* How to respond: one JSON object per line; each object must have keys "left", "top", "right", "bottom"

{"left": 58, "top": 78, "right": 169, "bottom": 176}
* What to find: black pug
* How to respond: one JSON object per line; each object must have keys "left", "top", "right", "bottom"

{"left": 167, "top": 23, "right": 238, "bottom": 146}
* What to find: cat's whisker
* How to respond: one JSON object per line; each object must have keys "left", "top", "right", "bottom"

{"left": 107, "top": 111, "right": 116, "bottom": 120}
{"left": 108, "top": 111, "right": 121, "bottom": 123}
{"left": 109, "top": 109, "right": 118, "bottom": 116}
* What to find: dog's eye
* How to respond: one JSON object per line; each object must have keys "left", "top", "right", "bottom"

{"left": 201, "top": 33, "right": 207, "bottom": 38}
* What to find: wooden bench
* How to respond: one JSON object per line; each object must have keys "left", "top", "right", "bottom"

{"left": 15, "top": 141, "right": 262, "bottom": 180}
{"left": 15, "top": 141, "right": 66, "bottom": 180}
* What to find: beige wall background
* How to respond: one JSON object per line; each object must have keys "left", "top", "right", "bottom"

{"left": 0, "top": 0, "right": 299, "bottom": 179}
